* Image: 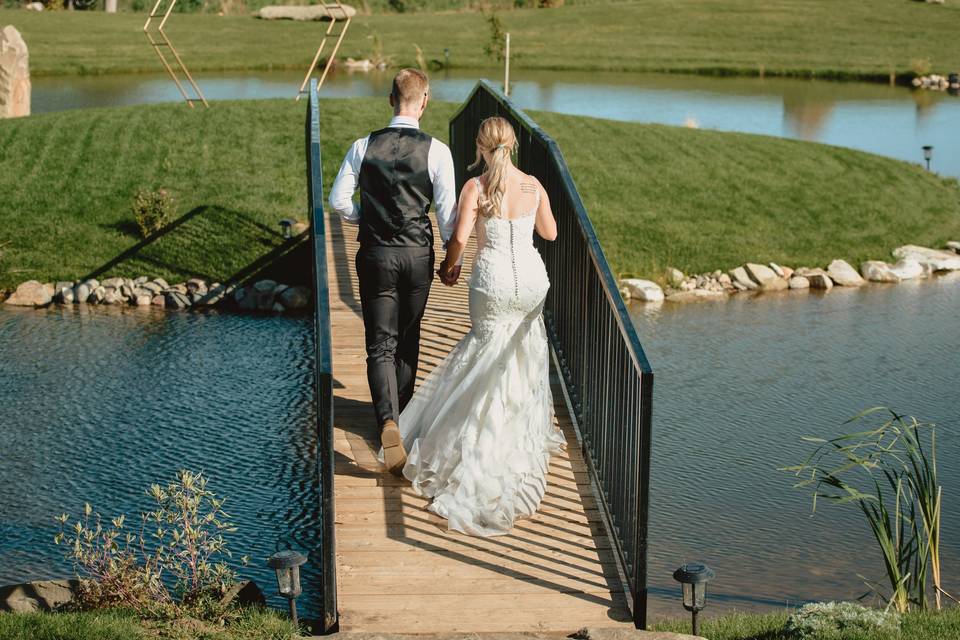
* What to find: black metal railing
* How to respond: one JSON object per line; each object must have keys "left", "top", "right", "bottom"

{"left": 449, "top": 81, "right": 655, "bottom": 629}
{"left": 306, "top": 78, "right": 338, "bottom": 634}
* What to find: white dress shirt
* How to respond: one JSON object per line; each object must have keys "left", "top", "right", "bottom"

{"left": 328, "top": 115, "right": 458, "bottom": 247}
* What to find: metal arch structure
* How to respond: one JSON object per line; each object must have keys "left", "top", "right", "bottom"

{"left": 143, "top": 0, "right": 209, "bottom": 109}
{"left": 295, "top": 0, "right": 353, "bottom": 101}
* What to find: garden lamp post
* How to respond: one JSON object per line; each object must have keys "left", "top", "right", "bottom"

{"left": 923, "top": 145, "right": 933, "bottom": 171}
{"left": 673, "top": 562, "right": 715, "bottom": 636}
{"left": 268, "top": 550, "right": 307, "bottom": 628}
{"left": 279, "top": 218, "right": 296, "bottom": 239}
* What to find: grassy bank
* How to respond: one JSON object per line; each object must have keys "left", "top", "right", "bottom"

{"left": 651, "top": 607, "right": 960, "bottom": 639}
{"left": 1, "top": 97, "right": 959, "bottom": 294}
{"left": 0, "top": 607, "right": 298, "bottom": 639}
{"left": 2, "top": 0, "right": 960, "bottom": 79}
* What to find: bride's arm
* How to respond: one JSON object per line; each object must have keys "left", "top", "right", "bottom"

{"left": 534, "top": 180, "right": 557, "bottom": 241}
{"left": 440, "top": 179, "right": 480, "bottom": 283}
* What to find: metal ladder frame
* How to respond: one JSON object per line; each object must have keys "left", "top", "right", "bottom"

{"left": 143, "top": 0, "right": 209, "bottom": 109}
{"left": 296, "top": 0, "right": 352, "bottom": 101}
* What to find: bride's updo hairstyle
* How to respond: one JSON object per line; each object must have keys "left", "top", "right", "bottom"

{"left": 469, "top": 116, "right": 517, "bottom": 218}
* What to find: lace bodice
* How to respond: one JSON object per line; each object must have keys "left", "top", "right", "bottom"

{"left": 468, "top": 178, "right": 549, "bottom": 339}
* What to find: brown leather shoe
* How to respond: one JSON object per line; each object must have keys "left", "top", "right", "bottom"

{"left": 381, "top": 419, "right": 407, "bottom": 477}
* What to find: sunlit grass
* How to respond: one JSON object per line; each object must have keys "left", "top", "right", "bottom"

{"left": 1, "top": 0, "right": 959, "bottom": 79}
{"left": 1, "top": 98, "right": 958, "bottom": 293}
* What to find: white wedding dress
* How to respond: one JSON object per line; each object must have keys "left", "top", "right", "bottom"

{"left": 396, "top": 178, "right": 566, "bottom": 537}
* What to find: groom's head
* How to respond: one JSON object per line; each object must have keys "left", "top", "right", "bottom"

{"left": 390, "top": 69, "right": 430, "bottom": 120}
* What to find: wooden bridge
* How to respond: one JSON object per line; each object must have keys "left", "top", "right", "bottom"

{"left": 307, "top": 80, "right": 654, "bottom": 634}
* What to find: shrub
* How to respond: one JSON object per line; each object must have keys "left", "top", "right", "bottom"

{"left": 54, "top": 470, "right": 248, "bottom": 619}
{"left": 132, "top": 188, "right": 174, "bottom": 238}
{"left": 483, "top": 12, "right": 506, "bottom": 62}
{"left": 786, "top": 602, "right": 900, "bottom": 640}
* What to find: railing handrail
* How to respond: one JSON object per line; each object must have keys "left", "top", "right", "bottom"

{"left": 451, "top": 80, "right": 652, "bottom": 375}
{"left": 307, "top": 78, "right": 338, "bottom": 634}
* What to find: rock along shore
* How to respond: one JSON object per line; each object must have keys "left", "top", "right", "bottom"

{"left": 3, "top": 275, "right": 311, "bottom": 314}
{"left": 619, "top": 242, "right": 960, "bottom": 304}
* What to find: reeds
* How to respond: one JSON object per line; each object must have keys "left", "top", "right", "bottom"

{"left": 782, "top": 407, "right": 944, "bottom": 613}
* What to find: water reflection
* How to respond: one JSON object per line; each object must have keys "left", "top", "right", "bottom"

{"left": 30, "top": 68, "right": 960, "bottom": 177}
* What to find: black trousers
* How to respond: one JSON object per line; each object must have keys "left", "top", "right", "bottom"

{"left": 355, "top": 245, "right": 434, "bottom": 427}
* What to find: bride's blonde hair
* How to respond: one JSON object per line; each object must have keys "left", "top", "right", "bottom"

{"left": 469, "top": 117, "right": 517, "bottom": 218}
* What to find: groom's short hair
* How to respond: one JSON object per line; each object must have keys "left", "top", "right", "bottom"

{"left": 392, "top": 69, "right": 430, "bottom": 108}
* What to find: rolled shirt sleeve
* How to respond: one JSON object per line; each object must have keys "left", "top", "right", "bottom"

{"left": 328, "top": 137, "right": 367, "bottom": 225}
{"left": 429, "top": 139, "right": 458, "bottom": 245}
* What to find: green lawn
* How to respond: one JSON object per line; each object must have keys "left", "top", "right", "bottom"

{"left": 2, "top": 0, "right": 959, "bottom": 79}
{"left": 0, "top": 607, "right": 298, "bottom": 639}
{"left": 651, "top": 607, "right": 960, "bottom": 640}
{"left": 1, "top": 97, "right": 958, "bottom": 294}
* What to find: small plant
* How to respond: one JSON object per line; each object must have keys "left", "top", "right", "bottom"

{"left": 387, "top": 0, "right": 405, "bottom": 12}
{"left": 783, "top": 408, "right": 945, "bottom": 612}
{"left": 483, "top": 12, "right": 506, "bottom": 62}
{"left": 367, "top": 33, "right": 392, "bottom": 68}
{"left": 55, "top": 470, "right": 248, "bottom": 619}
{"left": 785, "top": 601, "right": 900, "bottom": 640}
{"left": 911, "top": 58, "right": 933, "bottom": 77}
{"left": 132, "top": 187, "right": 174, "bottom": 239}
{"left": 413, "top": 43, "right": 427, "bottom": 72}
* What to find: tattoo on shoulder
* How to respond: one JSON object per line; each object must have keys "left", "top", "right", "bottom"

{"left": 520, "top": 182, "right": 537, "bottom": 194}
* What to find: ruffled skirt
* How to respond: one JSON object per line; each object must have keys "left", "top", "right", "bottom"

{"left": 396, "top": 307, "right": 565, "bottom": 537}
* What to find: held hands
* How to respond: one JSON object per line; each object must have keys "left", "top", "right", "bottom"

{"left": 438, "top": 260, "right": 461, "bottom": 287}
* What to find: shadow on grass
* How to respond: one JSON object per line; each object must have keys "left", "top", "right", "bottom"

{"left": 82, "top": 204, "right": 311, "bottom": 287}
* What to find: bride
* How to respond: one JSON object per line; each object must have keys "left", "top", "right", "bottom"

{"left": 384, "top": 116, "right": 566, "bottom": 537}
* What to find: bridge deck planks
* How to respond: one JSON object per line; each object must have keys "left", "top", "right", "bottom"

{"left": 325, "top": 214, "right": 632, "bottom": 633}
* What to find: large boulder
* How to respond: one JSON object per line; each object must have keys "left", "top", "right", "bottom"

{"left": 796, "top": 268, "right": 833, "bottom": 290}
{"left": 0, "top": 26, "right": 30, "bottom": 119}
{"left": 665, "top": 289, "right": 726, "bottom": 303}
{"left": 744, "top": 263, "right": 778, "bottom": 286}
{"left": 256, "top": 4, "right": 356, "bottom": 20}
{"left": 860, "top": 261, "right": 900, "bottom": 283}
{"left": 892, "top": 245, "right": 960, "bottom": 272}
{"left": 729, "top": 266, "right": 758, "bottom": 290}
{"left": 278, "top": 285, "right": 312, "bottom": 310}
{"left": 947, "top": 240, "right": 960, "bottom": 254}
{"left": 4, "top": 280, "right": 51, "bottom": 306}
{"left": 827, "top": 259, "right": 865, "bottom": 287}
{"left": 620, "top": 278, "right": 664, "bottom": 303}
{"left": 788, "top": 275, "right": 810, "bottom": 289}
{"left": 218, "top": 579, "right": 265, "bottom": 609}
{"left": 0, "top": 579, "right": 79, "bottom": 612}
{"left": 761, "top": 277, "right": 788, "bottom": 291}
{"left": 890, "top": 258, "right": 924, "bottom": 281}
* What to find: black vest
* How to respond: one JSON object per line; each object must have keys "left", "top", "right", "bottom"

{"left": 357, "top": 127, "right": 435, "bottom": 248}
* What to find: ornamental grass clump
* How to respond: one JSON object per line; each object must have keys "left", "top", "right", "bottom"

{"left": 783, "top": 408, "right": 945, "bottom": 613}
{"left": 785, "top": 601, "right": 900, "bottom": 640}
{"left": 54, "top": 470, "right": 248, "bottom": 619}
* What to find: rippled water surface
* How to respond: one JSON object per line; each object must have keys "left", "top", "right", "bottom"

{"left": 637, "top": 274, "right": 960, "bottom": 619}
{"left": 0, "top": 305, "right": 320, "bottom": 616}
{"left": 2, "top": 276, "right": 959, "bottom": 621}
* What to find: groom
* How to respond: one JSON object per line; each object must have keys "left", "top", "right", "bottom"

{"left": 329, "top": 69, "right": 460, "bottom": 475}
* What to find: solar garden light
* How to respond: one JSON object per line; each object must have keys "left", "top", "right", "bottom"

{"left": 673, "top": 562, "right": 715, "bottom": 636}
{"left": 279, "top": 218, "right": 296, "bottom": 239}
{"left": 268, "top": 550, "right": 307, "bottom": 628}
{"left": 923, "top": 145, "right": 934, "bottom": 171}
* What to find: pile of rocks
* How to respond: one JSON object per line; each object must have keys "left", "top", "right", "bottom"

{"left": 912, "top": 73, "right": 960, "bottom": 92}
{"left": 3, "top": 275, "right": 311, "bottom": 313}
{"left": 619, "top": 242, "right": 960, "bottom": 304}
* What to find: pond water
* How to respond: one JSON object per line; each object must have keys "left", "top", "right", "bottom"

{"left": 32, "top": 68, "right": 960, "bottom": 178}
{"left": 2, "top": 275, "right": 958, "bottom": 620}
{"left": 0, "top": 305, "right": 322, "bottom": 617}
{"left": 638, "top": 272, "right": 960, "bottom": 620}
